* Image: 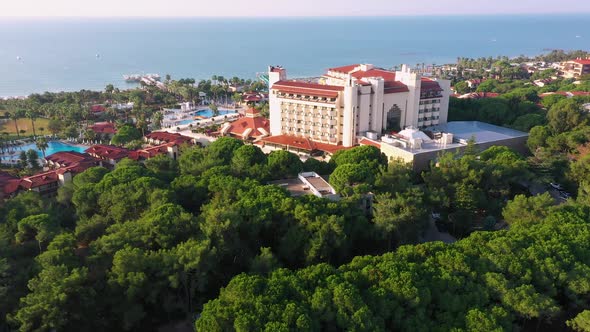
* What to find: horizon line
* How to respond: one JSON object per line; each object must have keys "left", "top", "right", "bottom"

{"left": 1, "top": 12, "right": 590, "bottom": 19}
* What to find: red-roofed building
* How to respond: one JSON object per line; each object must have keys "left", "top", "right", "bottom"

{"left": 359, "top": 137, "right": 381, "bottom": 149}
{"left": 44, "top": 151, "right": 100, "bottom": 172}
{"left": 267, "top": 63, "right": 451, "bottom": 150}
{"left": 0, "top": 171, "right": 20, "bottom": 201}
{"left": 219, "top": 108, "right": 270, "bottom": 141}
{"left": 130, "top": 143, "right": 180, "bottom": 161}
{"left": 90, "top": 105, "right": 107, "bottom": 114}
{"left": 561, "top": 58, "right": 590, "bottom": 78}
{"left": 144, "top": 132, "right": 194, "bottom": 146}
{"left": 85, "top": 145, "right": 132, "bottom": 166}
{"left": 89, "top": 122, "right": 117, "bottom": 138}
{"left": 241, "top": 92, "right": 269, "bottom": 106}
{"left": 262, "top": 134, "right": 349, "bottom": 155}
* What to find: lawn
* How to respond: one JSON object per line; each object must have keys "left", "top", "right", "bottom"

{"left": 0, "top": 118, "right": 51, "bottom": 137}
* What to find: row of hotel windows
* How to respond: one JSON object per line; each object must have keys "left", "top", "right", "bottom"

{"left": 282, "top": 119, "right": 335, "bottom": 128}
{"left": 282, "top": 127, "right": 337, "bottom": 137}
{"left": 282, "top": 105, "right": 335, "bottom": 111}
{"left": 420, "top": 92, "right": 443, "bottom": 99}
{"left": 282, "top": 111, "right": 337, "bottom": 120}
{"left": 278, "top": 93, "right": 337, "bottom": 103}
{"left": 419, "top": 99, "right": 440, "bottom": 105}
{"left": 419, "top": 115, "right": 440, "bottom": 121}
{"left": 418, "top": 108, "right": 440, "bottom": 114}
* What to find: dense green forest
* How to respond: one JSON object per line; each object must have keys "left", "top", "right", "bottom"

{"left": 1, "top": 131, "right": 589, "bottom": 330}
{"left": 2, "top": 55, "right": 590, "bottom": 331}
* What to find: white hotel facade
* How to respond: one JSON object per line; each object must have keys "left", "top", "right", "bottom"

{"left": 268, "top": 64, "right": 451, "bottom": 148}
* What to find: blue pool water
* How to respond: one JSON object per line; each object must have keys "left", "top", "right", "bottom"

{"left": 178, "top": 119, "right": 194, "bottom": 125}
{"left": 0, "top": 141, "right": 88, "bottom": 161}
{"left": 193, "top": 109, "right": 235, "bottom": 118}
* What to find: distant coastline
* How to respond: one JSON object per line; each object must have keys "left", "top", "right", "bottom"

{"left": 1, "top": 14, "right": 588, "bottom": 97}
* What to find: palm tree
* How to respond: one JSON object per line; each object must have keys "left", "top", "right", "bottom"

{"left": 35, "top": 137, "right": 49, "bottom": 160}
{"left": 25, "top": 109, "right": 38, "bottom": 138}
{"left": 10, "top": 112, "right": 21, "bottom": 138}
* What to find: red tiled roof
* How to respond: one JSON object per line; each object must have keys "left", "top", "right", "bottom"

{"left": 45, "top": 151, "right": 93, "bottom": 167}
{"left": 351, "top": 68, "right": 397, "bottom": 81}
{"left": 421, "top": 78, "right": 443, "bottom": 91}
{"left": 262, "top": 135, "right": 349, "bottom": 154}
{"left": 129, "top": 144, "right": 172, "bottom": 160}
{"left": 85, "top": 145, "right": 131, "bottom": 160}
{"left": 1, "top": 171, "right": 19, "bottom": 196}
{"left": 272, "top": 81, "right": 343, "bottom": 98}
{"left": 19, "top": 170, "right": 60, "bottom": 189}
{"left": 359, "top": 137, "right": 381, "bottom": 149}
{"left": 384, "top": 81, "right": 410, "bottom": 93}
{"left": 145, "top": 132, "right": 193, "bottom": 145}
{"left": 89, "top": 122, "right": 117, "bottom": 134}
{"left": 90, "top": 105, "right": 106, "bottom": 113}
{"left": 328, "top": 64, "right": 361, "bottom": 73}
{"left": 224, "top": 111, "right": 270, "bottom": 139}
{"left": 572, "top": 59, "right": 590, "bottom": 65}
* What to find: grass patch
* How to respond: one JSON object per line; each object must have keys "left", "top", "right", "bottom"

{"left": 0, "top": 118, "right": 51, "bottom": 137}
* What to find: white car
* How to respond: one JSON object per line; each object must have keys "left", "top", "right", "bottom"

{"left": 549, "top": 182, "right": 563, "bottom": 190}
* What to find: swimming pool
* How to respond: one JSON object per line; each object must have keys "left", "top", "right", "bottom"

{"left": 192, "top": 109, "right": 235, "bottom": 118}
{"left": 0, "top": 141, "right": 88, "bottom": 161}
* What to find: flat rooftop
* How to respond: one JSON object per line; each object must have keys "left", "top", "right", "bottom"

{"left": 268, "top": 178, "right": 310, "bottom": 197}
{"left": 427, "top": 121, "right": 529, "bottom": 144}
{"left": 303, "top": 174, "right": 333, "bottom": 195}
{"left": 380, "top": 121, "right": 528, "bottom": 155}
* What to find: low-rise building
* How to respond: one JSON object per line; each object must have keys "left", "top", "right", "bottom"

{"left": 0, "top": 171, "right": 20, "bottom": 201}
{"left": 269, "top": 171, "right": 339, "bottom": 201}
{"left": 219, "top": 108, "right": 270, "bottom": 141}
{"left": 85, "top": 145, "right": 133, "bottom": 166}
{"left": 144, "top": 132, "right": 194, "bottom": 146}
{"left": 361, "top": 121, "right": 528, "bottom": 171}
{"left": 89, "top": 122, "right": 117, "bottom": 139}
{"left": 560, "top": 58, "right": 590, "bottom": 78}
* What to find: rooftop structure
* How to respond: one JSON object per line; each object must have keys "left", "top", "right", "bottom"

{"left": 89, "top": 122, "right": 117, "bottom": 135}
{"left": 560, "top": 58, "right": 590, "bottom": 78}
{"left": 85, "top": 145, "right": 132, "bottom": 165}
{"left": 363, "top": 121, "right": 528, "bottom": 171}
{"left": 268, "top": 63, "right": 451, "bottom": 151}
{"left": 219, "top": 108, "right": 270, "bottom": 141}
{"left": 269, "top": 172, "right": 339, "bottom": 201}
{"left": 90, "top": 105, "right": 107, "bottom": 113}
{"left": 44, "top": 151, "right": 100, "bottom": 173}
{"left": 144, "top": 132, "right": 194, "bottom": 146}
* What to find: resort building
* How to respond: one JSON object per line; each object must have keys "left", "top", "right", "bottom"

{"left": 560, "top": 58, "right": 590, "bottom": 78}
{"left": 359, "top": 121, "right": 529, "bottom": 171}
{"left": 44, "top": 151, "right": 100, "bottom": 172}
{"left": 86, "top": 145, "right": 133, "bottom": 166}
{"left": 269, "top": 172, "right": 339, "bottom": 201}
{"left": 1, "top": 151, "right": 101, "bottom": 199}
{"left": 267, "top": 64, "right": 451, "bottom": 149}
{"left": 218, "top": 108, "right": 270, "bottom": 141}
{"left": 89, "top": 122, "right": 117, "bottom": 139}
{"left": 0, "top": 171, "right": 19, "bottom": 202}
{"left": 144, "top": 132, "right": 194, "bottom": 146}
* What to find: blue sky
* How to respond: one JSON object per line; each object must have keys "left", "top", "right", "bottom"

{"left": 3, "top": 0, "right": 590, "bottom": 17}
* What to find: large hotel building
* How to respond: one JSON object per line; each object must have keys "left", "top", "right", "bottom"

{"left": 267, "top": 64, "right": 451, "bottom": 148}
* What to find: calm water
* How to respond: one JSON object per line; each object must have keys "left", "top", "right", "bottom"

{"left": 0, "top": 141, "right": 88, "bottom": 161}
{"left": 0, "top": 15, "right": 588, "bottom": 97}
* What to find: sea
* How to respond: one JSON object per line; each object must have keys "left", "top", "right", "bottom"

{"left": 0, "top": 15, "right": 588, "bottom": 97}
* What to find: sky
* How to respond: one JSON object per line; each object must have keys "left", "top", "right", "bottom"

{"left": 2, "top": 0, "right": 590, "bottom": 17}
